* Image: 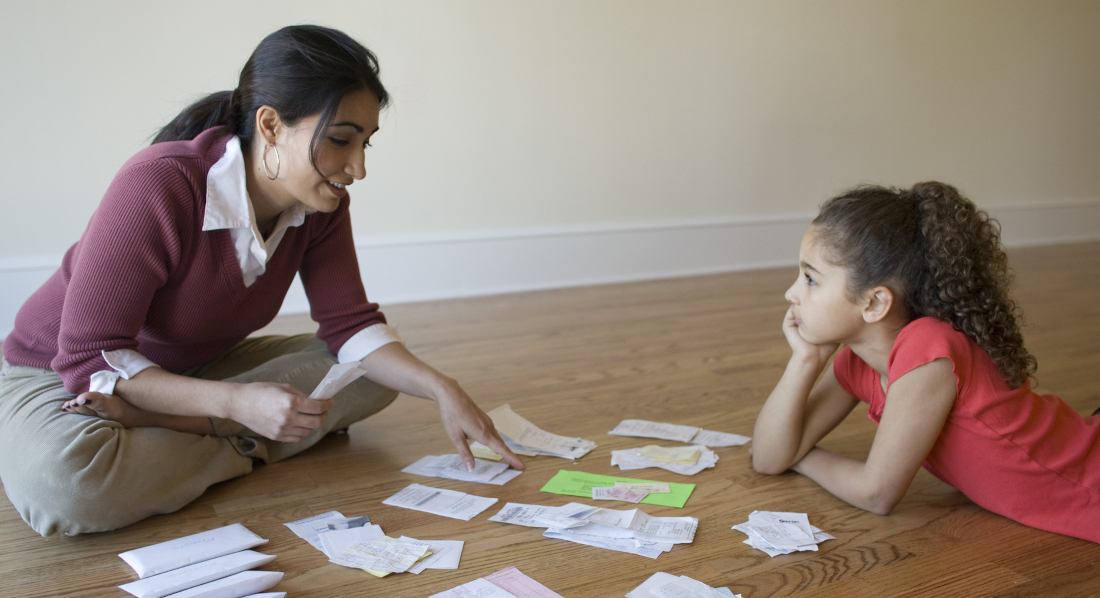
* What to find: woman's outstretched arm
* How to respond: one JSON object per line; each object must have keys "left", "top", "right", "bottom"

{"left": 752, "top": 305, "right": 859, "bottom": 474}
{"left": 357, "top": 342, "right": 525, "bottom": 471}
{"left": 792, "top": 358, "right": 956, "bottom": 514}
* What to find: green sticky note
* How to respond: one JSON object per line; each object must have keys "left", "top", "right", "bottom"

{"left": 539, "top": 470, "right": 695, "bottom": 508}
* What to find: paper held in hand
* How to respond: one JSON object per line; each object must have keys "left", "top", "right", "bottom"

{"left": 609, "top": 419, "right": 751, "bottom": 447}
{"left": 486, "top": 404, "right": 597, "bottom": 459}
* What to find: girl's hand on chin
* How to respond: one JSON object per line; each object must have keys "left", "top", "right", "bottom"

{"left": 782, "top": 306, "right": 839, "bottom": 365}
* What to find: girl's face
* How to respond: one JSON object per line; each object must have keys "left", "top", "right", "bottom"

{"left": 274, "top": 88, "right": 381, "bottom": 213}
{"left": 784, "top": 226, "right": 868, "bottom": 345}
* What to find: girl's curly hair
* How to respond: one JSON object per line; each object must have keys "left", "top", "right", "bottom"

{"left": 813, "top": 181, "right": 1037, "bottom": 388}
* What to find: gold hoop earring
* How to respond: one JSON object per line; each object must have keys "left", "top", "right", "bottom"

{"left": 263, "top": 144, "right": 280, "bottom": 180}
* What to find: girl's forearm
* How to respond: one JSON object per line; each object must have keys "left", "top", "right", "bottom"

{"left": 752, "top": 355, "right": 827, "bottom": 473}
{"left": 792, "top": 447, "right": 900, "bottom": 515}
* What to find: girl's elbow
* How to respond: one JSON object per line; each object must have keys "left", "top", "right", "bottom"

{"left": 864, "top": 488, "right": 902, "bottom": 515}
{"left": 751, "top": 451, "right": 791, "bottom": 476}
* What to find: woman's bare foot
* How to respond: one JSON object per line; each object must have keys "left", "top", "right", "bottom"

{"left": 62, "top": 392, "right": 149, "bottom": 427}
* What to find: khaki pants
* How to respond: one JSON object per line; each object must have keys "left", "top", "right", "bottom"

{"left": 0, "top": 335, "right": 398, "bottom": 537}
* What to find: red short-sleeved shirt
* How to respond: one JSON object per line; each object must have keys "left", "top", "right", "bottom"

{"left": 833, "top": 317, "right": 1100, "bottom": 543}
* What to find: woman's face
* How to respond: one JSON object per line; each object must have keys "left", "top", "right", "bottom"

{"left": 274, "top": 88, "right": 381, "bottom": 213}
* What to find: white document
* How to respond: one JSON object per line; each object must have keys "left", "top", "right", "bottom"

{"left": 690, "top": 429, "right": 751, "bottom": 447}
{"left": 330, "top": 538, "right": 430, "bottom": 573}
{"left": 542, "top": 529, "right": 665, "bottom": 559}
{"left": 402, "top": 455, "right": 521, "bottom": 485}
{"left": 284, "top": 511, "right": 347, "bottom": 552}
{"left": 592, "top": 486, "right": 649, "bottom": 503}
{"left": 398, "top": 537, "right": 464, "bottom": 574}
{"left": 318, "top": 524, "right": 386, "bottom": 559}
{"left": 609, "top": 420, "right": 700, "bottom": 443}
{"left": 119, "top": 550, "right": 275, "bottom": 598}
{"left": 626, "top": 572, "right": 737, "bottom": 598}
{"left": 383, "top": 483, "right": 498, "bottom": 521}
{"left": 488, "top": 502, "right": 596, "bottom": 528}
{"left": 584, "top": 508, "right": 698, "bottom": 543}
{"left": 487, "top": 404, "right": 597, "bottom": 459}
{"left": 118, "top": 523, "right": 268, "bottom": 579}
{"left": 611, "top": 446, "right": 718, "bottom": 476}
{"left": 168, "top": 571, "right": 283, "bottom": 598}
{"left": 240, "top": 594, "right": 286, "bottom": 598}
{"left": 309, "top": 361, "right": 365, "bottom": 399}
{"left": 731, "top": 511, "right": 834, "bottom": 556}
{"left": 484, "top": 566, "right": 567, "bottom": 598}
{"left": 615, "top": 482, "right": 671, "bottom": 494}
{"left": 430, "top": 577, "right": 520, "bottom": 598}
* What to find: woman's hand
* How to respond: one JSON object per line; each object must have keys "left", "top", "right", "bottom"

{"left": 782, "top": 305, "right": 839, "bottom": 366}
{"left": 432, "top": 377, "right": 525, "bottom": 471}
{"left": 227, "top": 382, "right": 333, "bottom": 443}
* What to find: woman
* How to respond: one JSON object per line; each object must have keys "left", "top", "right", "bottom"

{"left": 0, "top": 25, "right": 522, "bottom": 537}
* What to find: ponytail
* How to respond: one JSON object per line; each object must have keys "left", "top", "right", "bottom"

{"left": 151, "top": 25, "right": 389, "bottom": 174}
{"left": 813, "top": 182, "right": 1037, "bottom": 388}
{"left": 152, "top": 90, "right": 235, "bottom": 144}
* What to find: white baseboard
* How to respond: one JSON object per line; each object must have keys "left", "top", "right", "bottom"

{"left": 3, "top": 201, "right": 1098, "bottom": 339}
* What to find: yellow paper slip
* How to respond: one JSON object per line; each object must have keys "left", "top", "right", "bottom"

{"left": 638, "top": 445, "right": 701, "bottom": 465}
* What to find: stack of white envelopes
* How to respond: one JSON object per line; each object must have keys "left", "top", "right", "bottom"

{"left": 731, "top": 510, "right": 835, "bottom": 556}
{"left": 476, "top": 404, "right": 597, "bottom": 459}
{"left": 402, "top": 454, "right": 523, "bottom": 485}
{"left": 627, "top": 572, "right": 742, "bottom": 598}
{"left": 489, "top": 502, "right": 697, "bottom": 559}
{"left": 117, "top": 523, "right": 283, "bottom": 598}
{"left": 611, "top": 444, "right": 719, "bottom": 475}
{"left": 284, "top": 511, "right": 463, "bottom": 577}
{"left": 609, "top": 419, "right": 751, "bottom": 447}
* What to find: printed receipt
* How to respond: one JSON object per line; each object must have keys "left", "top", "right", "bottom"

{"left": 383, "top": 483, "right": 498, "bottom": 521}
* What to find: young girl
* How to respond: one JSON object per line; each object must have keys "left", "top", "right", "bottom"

{"left": 0, "top": 25, "right": 522, "bottom": 537}
{"left": 751, "top": 181, "right": 1099, "bottom": 543}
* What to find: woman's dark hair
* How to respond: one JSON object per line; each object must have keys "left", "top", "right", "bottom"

{"left": 813, "top": 181, "right": 1037, "bottom": 388}
{"left": 153, "top": 25, "right": 388, "bottom": 172}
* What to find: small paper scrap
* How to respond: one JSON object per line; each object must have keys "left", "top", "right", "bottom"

{"left": 403, "top": 454, "right": 521, "bottom": 485}
{"left": 330, "top": 537, "right": 431, "bottom": 573}
{"left": 615, "top": 482, "right": 670, "bottom": 494}
{"left": 383, "top": 483, "right": 498, "bottom": 521}
{"left": 487, "top": 404, "right": 597, "bottom": 459}
{"left": 638, "top": 445, "right": 702, "bottom": 464}
{"left": 612, "top": 446, "right": 718, "bottom": 475}
{"left": 626, "top": 571, "right": 742, "bottom": 598}
{"left": 609, "top": 419, "right": 751, "bottom": 447}
{"left": 731, "top": 510, "right": 835, "bottom": 556}
{"left": 592, "top": 486, "right": 649, "bottom": 503}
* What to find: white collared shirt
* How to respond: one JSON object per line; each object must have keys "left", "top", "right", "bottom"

{"left": 88, "top": 137, "right": 401, "bottom": 395}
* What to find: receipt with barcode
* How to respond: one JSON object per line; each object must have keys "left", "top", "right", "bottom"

{"left": 382, "top": 483, "right": 498, "bottom": 521}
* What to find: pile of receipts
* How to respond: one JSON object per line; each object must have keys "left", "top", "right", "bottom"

{"left": 431, "top": 566, "right": 565, "bottom": 598}
{"left": 117, "top": 523, "right": 283, "bottom": 598}
{"left": 611, "top": 444, "right": 719, "bottom": 475}
{"left": 489, "top": 502, "right": 697, "bottom": 559}
{"left": 731, "top": 510, "right": 835, "bottom": 556}
{"left": 609, "top": 419, "right": 751, "bottom": 447}
{"left": 473, "top": 404, "right": 597, "bottom": 459}
{"left": 285, "top": 511, "right": 463, "bottom": 577}
{"left": 628, "top": 572, "right": 741, "bottom": 598}
{"left": 403, "top": 454, "right": 523, "bottom": 485}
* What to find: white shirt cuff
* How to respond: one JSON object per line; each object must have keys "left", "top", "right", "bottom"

{"left": 88, "top": 349, "right": 159, "bottom": 395}
{"left": 337, "top": 323, "right": 404, "bottom": 364}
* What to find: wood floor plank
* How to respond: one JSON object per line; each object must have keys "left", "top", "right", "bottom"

{"left": 2, "top": 242, "right": 1099, "bottom": 596}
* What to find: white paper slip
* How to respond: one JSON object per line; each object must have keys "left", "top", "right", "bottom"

{"left": 430, "top": 577, "right": 519, "bottom": 598}
{"left": 383, "top": 483, "right": 498, "bottom": 521}
{"left": 309, "top": 361, "right": 365, "bottom": 399}
{"left": 626, "top": 571, "right": 739, "bottom": 598}
{"left": 487, "top": 404, "right": 597, "bottom": 459}
{"left": 732, "top": 510, "right": 834, "bottom": 556}
{"left": 398, "top": 537, "right": 464, "bottom": 574}
{"left": 609, "top": 420, "right": 701, "bottom": 443}
{"left": 403, "top": 455, "right": 521, "bottom": 485}
{"left": 168, "top": 571, "right": 283, "bottom": 598}
{"left": 330, "top": 538, "right": 430, "bottom": 573}
{"left": 284, "top": 511, "right": 347, "bottom": 553}
{"left": 585, "top": 508, "right": 698, "bottom": 543}
{"left": 592, "top": 486, "right": 649, "bottom": 503}
{"left": 615, "top": 482, "right": 671, "bottom": 493}
{"left": 484, "top": 566, "right": 566, "bottom": 598}
{"left": 611, "top": 446, "right": 719, "bottom": 476}
{"left": 488, "top": 502, "right": 596, "bottom": 528}
{"left": 690, "top": 429, "right": 751, "bottom": 447}
{"left": 240, "top": 594, "right": 286, "bottom": 598}
{"left": 543, "top": 529, "right": 665, "bottom": 559}
{"left": 119, "top": 523, "right": 268, "bottom": 579}
{"left": 119, "top": 550, "right": 275, "bottom": 598}
{"left": 318, "top": 524, "right": 386, "bottom": 559}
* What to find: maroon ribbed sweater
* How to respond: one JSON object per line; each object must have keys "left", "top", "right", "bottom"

{"left": 3, "top": 127, "right": 386, "bottom": 394}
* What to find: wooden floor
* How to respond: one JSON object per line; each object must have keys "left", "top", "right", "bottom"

{"left": 3, "top": 242, "right": 1099, "bottom": 598}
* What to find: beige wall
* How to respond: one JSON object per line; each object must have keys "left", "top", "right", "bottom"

{"left": 1, "top": 0, "right": 1098, "bottom": 257}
